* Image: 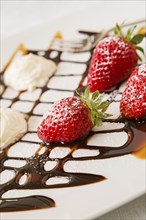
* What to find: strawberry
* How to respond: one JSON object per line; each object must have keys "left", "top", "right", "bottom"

{"left": 120, "top": 64, "right": 146, "bottom": 119}
{"left": 87, "top": 24, "right": 144, "bottom": 92}
{"left": 37, "top": 88, "right": 111, "bottom": 143}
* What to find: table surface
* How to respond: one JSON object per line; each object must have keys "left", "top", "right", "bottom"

{"left": 1, "top": 1, "right": 146, "bottom": 220}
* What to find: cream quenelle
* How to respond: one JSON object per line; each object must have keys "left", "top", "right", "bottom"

{"left": 0, "top": 108, "right": 27, "bottom": 150}
{"left": 4, "top": 53, "right": 56, "bottom": 91}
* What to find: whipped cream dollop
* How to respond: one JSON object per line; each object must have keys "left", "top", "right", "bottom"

{"left": 0, "top": 108, "right": 27, "bottom": 150}
{"left": 4, "top": 53, "right": 56, "bottom": 91}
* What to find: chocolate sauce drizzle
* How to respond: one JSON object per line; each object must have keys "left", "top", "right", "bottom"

{"left": 0, "top": 31, "right": 145, "bottom": 212}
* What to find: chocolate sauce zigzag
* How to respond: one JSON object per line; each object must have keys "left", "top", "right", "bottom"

{"left": 0, "top": 31, "right": 145, "bottom": 212}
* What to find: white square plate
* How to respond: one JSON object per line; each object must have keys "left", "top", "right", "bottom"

{"left": 1, "top": 2, "right": 146, "bottom": 220}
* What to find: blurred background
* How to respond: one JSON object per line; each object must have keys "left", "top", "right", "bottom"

{"left": 1, "top": 1, "right": 92, "bottom": 39}
{"left": 1, "top": 1, "right": 146, "bottom": 219}
{"left": 1, "top": 0, "right": 145, "bottom": 39}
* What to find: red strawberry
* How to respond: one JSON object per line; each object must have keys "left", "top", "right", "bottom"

{"left": 37, "top": 88, "right": 111, "bottom": 143}
{"left": 120, "top": 64, "right": 146, "bottom": 119}
{"left": 87, "top": 24, "right": 144, "bottom": 92}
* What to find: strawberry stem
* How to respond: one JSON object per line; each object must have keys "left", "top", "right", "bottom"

{"left": 76, "top": 87, "right": 112, "bottom": 126}
{"left": 114, "top": 23, "right": 145, "bottom": 60}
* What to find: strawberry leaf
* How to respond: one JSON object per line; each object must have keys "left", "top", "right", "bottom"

{"left": 114, "top": 23, "right": 124, "bottom": 38}
{"left": 77, "top": 87, "right": 112, "bottom": 127}
{"left": 130, "top": 34, "right": 144, "bottom": 44}
{"left": 96, "top": 111, "right": 112, "bottom": 118}
{"left": 97, "top": 101, "right": 110, "bottom": 110}
{"left": 85, "top": 87, "right": 90, "bottom": 99}
{"left": 125, "top": 25, "right": 136, "bottom": 42}
{"left": 135, "top": 46, "right": 144, "bottom": 55}
{"left": 114, "top": 23, "right": 144, "bottom": 47}
{"left": 138, "top": 54, "right": 142, "bottom": 62}
{"left": 95, "top": 118, "right": 103, "bottom": 127}
{"left": 92, "top": 91, "right": 99, "bottom": 101}
{"left": 85, "top": 100, "right": 92, "bottom": 110}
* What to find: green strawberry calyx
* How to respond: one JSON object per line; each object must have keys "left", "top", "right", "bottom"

{"left": 114, "top": 23, "right": 145, "bottom": 61}
{"left": 76, "top": 87, "right": 112, "bottom": 127}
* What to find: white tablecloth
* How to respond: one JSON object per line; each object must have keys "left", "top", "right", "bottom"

{"left": 1, "top": 1, "right": 146, "bottom": 219}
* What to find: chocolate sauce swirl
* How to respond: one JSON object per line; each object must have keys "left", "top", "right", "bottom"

{"left": 0, "top": 31, "right": 145, "bottom": 212}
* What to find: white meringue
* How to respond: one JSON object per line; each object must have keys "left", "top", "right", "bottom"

{"left": 4, "top": 53, "right": 56, "bottom": 91}
{"left": 0, "top": 108, "right": 27, "bottom": 150}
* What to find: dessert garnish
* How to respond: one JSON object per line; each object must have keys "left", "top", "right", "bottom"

{"left": 0, "top": 108, "right": 27, "bottom": 150}
{"left": 37, "top": 87, "right": 111, "bottom": 143}
{"left": 87, "top": 23, "right": 144, "bottom": 92}
{"left": 4, "top": 53, "right": 56, "bottom": 91}
{"left": 120, "top": 64, "right": 146, "bottom": 119}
